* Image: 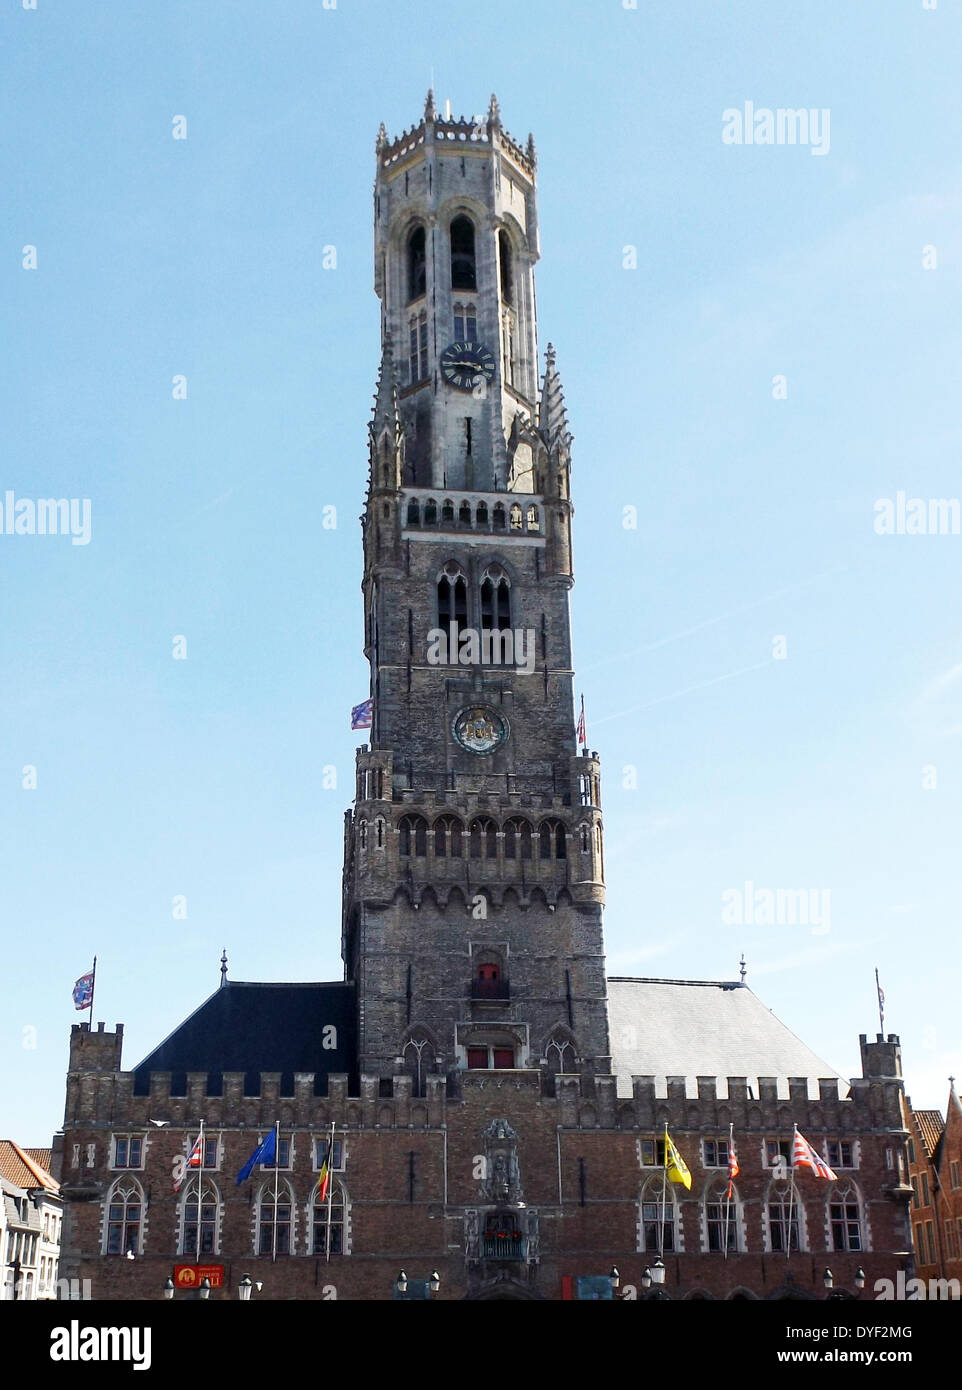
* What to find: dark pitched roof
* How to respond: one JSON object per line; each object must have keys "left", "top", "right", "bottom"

{"left": 132, "top": 981, "right": 356, "bottom": 1097}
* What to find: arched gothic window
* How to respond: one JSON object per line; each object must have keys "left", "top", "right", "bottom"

{"left": 407, "top": 225, "right": 426, "bottom": 301}
{"left": 105, "top": 1179, "right": 144, "bottom": 1256}
{"left": 829, "top": 1183, "right": 863, "bottom": 1251}
{"left": 545, "top": 1032, "right": 576, "bottom": 1076}
{"left": 766, "top": 1180, "right": 803, "bottom": 1252}
{"left": 539, "top": 820, "right": 567, "bottom": 860}
{"left": 705, "top": 1181, "right": 740, "bottom": 1252}
{"left": 450, "top": 215, "right": 477, "bottom": 290}
{"left": 498, "top": 229, "right": 514, "bottom": 306}
{"left": 256, "top": 1180, "right": 294, "bottom": 1256}
{"left": 469, "top": 817, "right": 497, "bottom": 859}
{"left": 406, "top": 499, "right": 420, "bottom": 526}
{"left": 459, "top": 500, "right": 472, "bottom": 526}
{"left": 403, "top": 1031, "right": 437, "bottom": 1097}
{"left": 312, "top": 1181, "right": 346, "bottom": 1255}
{"left": 480, "top": 566, "right": 511, "bottom": 632}
{"left": 476, "top": 501, "right": 489, "bottom": 526}
{"left": 504, "top": 818, "right": 533, "bottom": 860}
{"left": 180, "top": 1177, "right": 220, "bottom": 1257}
{"left": 510, "top": 503, "right": 523, "bottom": 531}
{"left": 526, "top": 505, "right": 540, "bottom": 531}
{"left": 640, "top": 1176, "right": 677, "bottom": 1253}
{"left": 398, "top": 815, "right": 427, "bottom": 857}
{"left": 437, "top": 565, "right": 467, "bottom": 636}
{"left": 441, "top": 498, "right": 455, "bottom": 524}
{"left": 492, "top": 503, "right": 506, "bottom": 531}
{"left": 434, "top": 815, "right": 463, "bottom": 858}
{"left": 424, "top": 498, "right": 437, "bottom": 526}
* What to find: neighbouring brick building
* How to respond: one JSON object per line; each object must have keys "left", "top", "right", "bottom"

{"left": 906, "top": 1082, "right": 962, "bottom": 1289}
{"left": 53, "top": 94, "right": 916, "bottom": 1302}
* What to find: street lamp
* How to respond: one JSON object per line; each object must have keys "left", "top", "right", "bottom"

{"left": 641, "top": 1266, "right": 652, "bottom": 1290}
{"left": 198, "top": 1278, "right": 211, "bottom": 1301}
{"left": 823, "top": 1268, "right": 834, "bottom": 1291}
{"left": 163, "top": 1278, "right": 175, "bottom": 1301}
{"left": 238, "top": 1274, "right": 253, "bottom": 1302}
{"left": 396, "top": 1270, "right": 408, "bottom": 1296}
{"left": 651, "top": 1259, "right": 666, "bottom": 1288}
{"left": 854, "top": 1267, "right": 866, "bottom": 1292}
{"left": 428, "top": 1271, "right": 441, "bottom": 1295}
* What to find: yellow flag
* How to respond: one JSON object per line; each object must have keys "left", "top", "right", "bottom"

{"left": 665, "top": 1130, "right": 692, "bottom": 1189}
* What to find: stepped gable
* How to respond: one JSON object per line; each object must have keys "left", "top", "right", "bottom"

{"left": 913, "top": 1109, "right": 945, "bottom": 1160}
{"left": 607, "top": 977, "right": 846, "bottom": 1099}
{"left": 131, "top": 980, "right": 356, "bottom": 1096}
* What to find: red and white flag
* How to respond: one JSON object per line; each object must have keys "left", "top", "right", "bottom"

{"left": 726, "top": 1127, "right": 740, "bottom": 1199}
{"left": 792, "top": 1126, "right": 837, "bottom": 1180}
{"left": 173, "top": 1133, "right": 203, "bottom": 1192}
{"left": 576, "top": 695, "right": 586, "bottom": 747}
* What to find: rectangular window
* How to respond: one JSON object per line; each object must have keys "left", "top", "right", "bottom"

{"left": 258, "top": 1201, "right": 291, "bottom": 1257}
{"left": 951, "top": 1161, "right": 961, "bottom": 1190}
{"left": 827, "top": 1141, "right": 854, "bottom": 1169}
{"left": 312, "top": 1215, "right": 343, "bottom": 1256}
{"left": 703, "top": 1139, "right": 730, "bottom": 1168}
{"left": 907, "top": 1138, "right": 915, "bottom": 1164}
{"left": 641, "top": 1200, "right": 674, "bottom": 1252}
{"left": 261, "top": 1137, "right": 291, "bottom": 1169}
{"left": 467, "top": 1047, "right": 488, "bottom": 1069}
{"left": 113, "top": 1137, "right": 142, "bottom": 1168}
{"left": 409, "top": 323, "right": 419, "bottom": 384}
{"left": 706, "top": 1203, "right": 738, "bottom": 1252}
{"left": 639, "top": 1139, "right": 668, "bottom": 1167}
{"left": 183, "top": 1194, "right": 217, "bottom": 1257}
{"left": 492, "top": 1048, "right": 514, "bottom": 1070}
{"left": 314, "top": 1138, "right": 344, "bottom": 1171}
{"left": 766, "top": 1139, "right": 792, "bottom": 1166}
{"left": 203, "top": 1138, "right": 219, "bottom": 1169}
{"left": 768, "top": 1203, "right": 800, "bottom": 1252}
{"left": 921, "top": 1173, "right": 930, "bottom": 1205}
{"left": 915, "top": 1222, "right": 924, "bottom": 1258}
{"left": 830, "top": 1201, "right": 861, "bottom": 1252}
{"left": 945, "top": 1220, "right": 957, "bottom": 1260}
{"left": 911, "top": 1176, "right": 920, "bottom": 1209}
{"left": 453, "top": 306, "right": 477, "bottom": 341}
{"left": 925, "top": 1221, "right": 936, "bottom": 1264}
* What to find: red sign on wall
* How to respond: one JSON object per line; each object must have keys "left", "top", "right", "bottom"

{"left": 173, "top": 1264, "right": 224, "bottom": 1289}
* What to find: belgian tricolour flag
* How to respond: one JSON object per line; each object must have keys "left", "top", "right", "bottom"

{"left": 316, "top": 1138, "right": 333, "bottom": 1202}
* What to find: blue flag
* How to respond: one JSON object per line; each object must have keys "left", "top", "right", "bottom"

{"left": 236, "top": 1129, "right": 277, "bottom": 1186}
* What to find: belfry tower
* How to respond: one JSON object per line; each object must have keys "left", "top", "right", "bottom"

{"left": 341, "top": 94, "right": 610, "bottom": 1088}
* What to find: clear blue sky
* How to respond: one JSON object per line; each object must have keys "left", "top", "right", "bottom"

{"left": 3, "top": 1, "right": 960, "bottom": 1143}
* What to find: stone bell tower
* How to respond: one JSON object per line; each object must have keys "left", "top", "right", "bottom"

{"left": 341, "top": 93, "right": 610, "bottom": 1089}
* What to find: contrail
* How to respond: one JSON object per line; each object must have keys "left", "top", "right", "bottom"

{"left": 592, "top": 658, "right": 774, "bottom": 726}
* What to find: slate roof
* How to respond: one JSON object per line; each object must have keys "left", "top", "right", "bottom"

{"left": 914, "top": 1110, "right": 945, "bottom": 1160}
{"left": 132, "top": 981, "right": 357, "bottom": 1096}
{"left": 607, "top": 978, "right": 846, "bottom": 1100}
{"left": 0, "top": 1141, "right": 59, "bottom": 1194}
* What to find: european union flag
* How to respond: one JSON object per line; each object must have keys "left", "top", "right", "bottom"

{"left": 236, "top": 1128, "right": 277, "bottom": 1186}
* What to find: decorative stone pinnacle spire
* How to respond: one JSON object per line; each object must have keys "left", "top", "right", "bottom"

{"left": 424, "top": 89, "right": 436, "bottom": 122}
{"left": 739, "top": 952, "right": 747, "bottom": 983}
{"left": 376, "top": 121, "right": 387, "bottom": 152}
{"left": 526, "top": 132, "right": 537, "bottom": 165}
{"left": 487, "top": 93, "right": 501, "bottom": 129}
{"left": 539, "top": 344, "right": 571, "bottom": 450}
{"left": 371, "top": 331, "right": 401, "bottom": 437}
{"left": 219, "top": 949, "right": 228, "bottom": 987}
{"left": 544, "top": 342, "right": 556, "bottom": 369}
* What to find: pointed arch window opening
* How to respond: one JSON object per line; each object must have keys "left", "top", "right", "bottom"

{"left": 407, "top": 225, "right": 426, "bottom": 302}
{"left": 257, "top": 1180, "right": 294, "bottom": 1256}
{"left": 830, "top": 1185, "right": 863, "bottom": 1252}
{"left": 105, "top": 1180, "right": 144, "bottom": 1256}
{"left": 438, "top": 571, "right": 468, "bottom": 645}
{"left": 403, "top": 1035, "right": 436, "bottom": 1098}
{"left": 640, "top": 1177, "right": 677, "bottom": 1253}
{"left": 311, "top": 1180, "right": 345, "bottom": 1256}
{"left": 498, "top": 229, "right": 514, "bottom": 306}
{"left": 706, "top": 1182, "right": 740, "bottom": 1253}
{"left": 181, "top": 1177, "right": 220, "bottom": 1257}
{"left": 450, "top": 215, "right": 477, "bottom": 291}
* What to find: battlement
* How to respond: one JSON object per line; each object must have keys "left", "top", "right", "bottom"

{"left": 377, "top": 106, "right": 533, "bottom": 181}
{"left": 69, "top": 1022, "right": 124, "bottom": 1072}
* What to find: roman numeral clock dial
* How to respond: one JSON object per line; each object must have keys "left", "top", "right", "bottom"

{"left": 440, "top": 340, "right": 496, "bottom": 391}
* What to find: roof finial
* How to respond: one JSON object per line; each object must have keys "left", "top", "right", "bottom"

{"left": 487, "top": 93, "right": 501, "bottom": 131}
{"left": 526, "top": 132, "right": 537, "bottom": 166}
{"left": 220, "top": 949, "right": 228, "bottom": 988}
{"left": 376, "top": 121, "right": 387, "bottom": 152}
{"left": 544, "top": 342, "right": 556, "bottom": 369}
{"left": 739, "top": 952, "right": 747, "bottom": 983}
{"left": 424, "top": 89, "right": 436, "bottom": 122}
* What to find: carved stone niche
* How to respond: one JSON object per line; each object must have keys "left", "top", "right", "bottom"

{"left": 479, "top": 1117, "right": 522, "bottom": 1206}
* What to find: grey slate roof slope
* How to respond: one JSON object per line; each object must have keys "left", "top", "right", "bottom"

{"left": 132, "top": 980, "right": 356, "bottom": 1097}
{"left": 607, "top": 978, "right": 847, "bottom": 1100}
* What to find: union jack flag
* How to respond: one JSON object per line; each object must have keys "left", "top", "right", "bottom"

{"left": 72, "top": 971, "right": 94, "bottom": 1010}
{"left": 351, "top": 698, "right": 373, "bottom": 730}
{"left": 792, "top": 1126, "right": 838, "bottom": 1180}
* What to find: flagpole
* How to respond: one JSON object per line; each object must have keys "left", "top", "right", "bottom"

{"left": 875, "top": 967, "right": 885, "bottom": 1034}
{"left": 659, "top": 1124, "right": 668, "bottom": 1259}
{"left": 325, "top": 1121, "right": 336, "bottom": 1264}
{"left": 272, "top": 1121, "right": 280, "bottom": 1264}
{"left": 786, "top": 1129, "right": 797, "bottom": 1261}
{"left": 723, "top": 1123, "right": 732, "bottom": 1261}
{"left": 88, "top": 956, "right": 97, "bottom": 1020}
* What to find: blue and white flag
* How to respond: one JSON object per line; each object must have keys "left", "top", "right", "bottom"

{"left": 351, "top": 698, "right": 373, "bottom": 730}
{"left": 236, "top": 1129, "right": 277, "bottom": 1186}
{"left": 72, "top": 971, "right": 94, "bottom": 1010}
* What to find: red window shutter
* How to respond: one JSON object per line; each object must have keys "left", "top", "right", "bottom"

{"left": 493, "top": 1048, "right": 514, "bottom": 1069}
{"left": 467, "top": 1048, "right": 488, "bottom": 1069}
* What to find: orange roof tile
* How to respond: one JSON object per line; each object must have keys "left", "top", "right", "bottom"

{"left": 914, "top": 1110, "right": 945, "bottom": 1160}
{"left": 0, "top": 1141, "right": 59, "bottom": 1193}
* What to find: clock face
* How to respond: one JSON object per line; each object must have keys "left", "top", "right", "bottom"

{"left": 440, "top": 341, "right": 496, "bottom": 392}
{"left": 452, "top": 705, "right": 509, "bottom": 755}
